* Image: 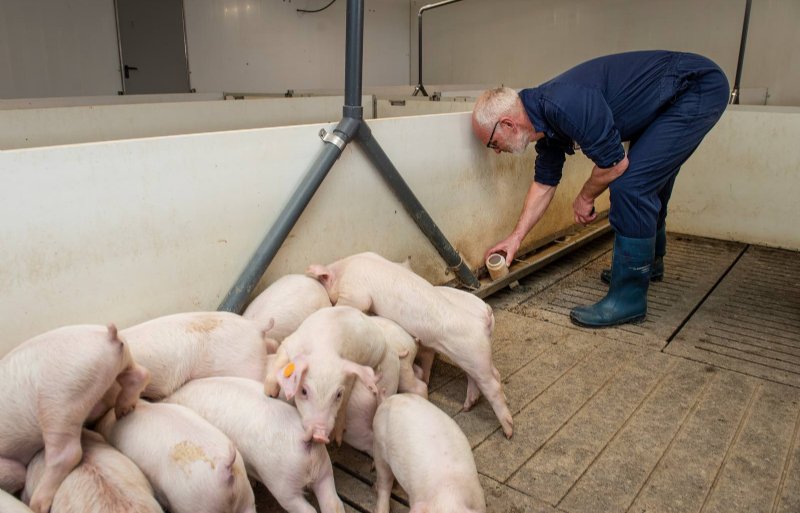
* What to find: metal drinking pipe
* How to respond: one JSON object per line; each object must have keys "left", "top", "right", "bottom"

{"left": 344, "top": 0, "right": 364, "bottom": 116}
{"left": 221, "top": 0, "right": 479, "bottom": 311}
{"left": 218, "top": 0, "right": 365, "bottom": 313}
{"left": 217, "top": 117, "right": 359, "bottom": 313}
{"left": 356, "top": 122, "right": 481, "bottom": 290}
{"left": 730, "top": 0, "right": 752, "bottom": 105}
{"left": 413, "top": 0, "right": 464, "bottom": 96}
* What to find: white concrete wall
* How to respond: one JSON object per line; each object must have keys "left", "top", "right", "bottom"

{"left": 0, "top": 95, "right": 374, "bottom": 149}
{"left": 409, "top": 0, "right": 800, "bottom": 106}
{"left": 0, "top": 111, "right": 600, "bottom": 355}
{"left": 0, "top": 93, "right": 223, "bottom": 110}
{"left": 2, "top": 104, "right": 795, "bottom": 355}
{"left": 0, "top": 0, "right": 121, "bottom": 98}
{"left": 376, "top": 97, "right": 474, "bottom": 118}
{"left": 186, "top": 0, "right": 409, "bottom": 93}
{"left": 0, "top": 0, "right": 409, "bottom": 99}
{"left": 227, "top": 83, "right": 493, "bottom": 98}
{"left": 669, "top": 106, "right": 800, "bottom": 250}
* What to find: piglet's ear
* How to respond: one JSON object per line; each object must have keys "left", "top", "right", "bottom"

{"left": 341, "top": 360, "right": 378, "bottom": 395}
{"left": 278, "top": 357, "right": 308, "bottom": 401}
{"left": 306, "top": 264, "right": 332, "bottom": 287}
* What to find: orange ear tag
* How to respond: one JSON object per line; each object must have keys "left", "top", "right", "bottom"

{"left": 283, "top": 362, "right": 296, "bottom": 378}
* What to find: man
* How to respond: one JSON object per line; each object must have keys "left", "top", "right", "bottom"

{"left": 474, "top": 51, "right": 729, "bottom": 328}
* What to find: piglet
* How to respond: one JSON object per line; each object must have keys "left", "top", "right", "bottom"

{"left": 0, "top": 324, "right": 149, "bottom": 513}
{"left": 166, "top": 377, "right": 345, "bottom": 513}
{"left": 342, "top": 340, "right": 401, "bottom": 454}
{"left": 307, "top": 252, "right": 513, "bottom": 438}
{"left": 95, "top": 400, "right": 255, "bottom": 513}
{"left": 373, "top": 394, "right": 486, "bottom": 513}
{"left": 264, "top": 306, "right": 386, "bottom": 444}
{"left": 434, "top": 285, "right": 498, "bottom": 410}
{"left": 0, "top": 489, "right": 34, "bottom": 513}
{"left": 369, "top": 316, "right": 428, "bottom": 398}
{"left": 23, "top": 429, "right": 163, "bottom": 513}
{"left": 122, "top": 311, "right": 277, "bottom": 399}
{"left": 243, "top": 274, "right": 333, "bottom": 341}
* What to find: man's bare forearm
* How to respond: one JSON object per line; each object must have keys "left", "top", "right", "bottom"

{"left": 511, "top": 181, "right": 557, "bottom": 240}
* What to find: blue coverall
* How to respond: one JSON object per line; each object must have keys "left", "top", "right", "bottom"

{"left": 518, "top": 50, "right": 729, "bottom": 238}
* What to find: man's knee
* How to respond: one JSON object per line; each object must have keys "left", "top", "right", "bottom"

{"left": 609, "top": 184, "right": 659, "bottom": 238}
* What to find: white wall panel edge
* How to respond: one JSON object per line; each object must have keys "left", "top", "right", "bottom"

{"left": 669, "top": 107, "right": 800, "bottom": 251}
{"left": 2, "top": 105, "right": 796, "bottom": 354}
{"left": 0, "top": 95, "right": 374, "bottom": 149}
{"left": 0, "top": 112, "right": 593, "bottom": 353}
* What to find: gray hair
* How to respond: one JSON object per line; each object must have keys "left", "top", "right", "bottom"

{"left": 473, "top": 87, "right": 522, "bottom": 131}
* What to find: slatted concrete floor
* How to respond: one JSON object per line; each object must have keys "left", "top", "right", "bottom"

{"left": 666, "top": 245, "right": 800, "bottom": 388}
{"left": 267, "top": 233, "right": 800, "bottom": 513}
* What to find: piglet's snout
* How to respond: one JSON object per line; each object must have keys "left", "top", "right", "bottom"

{"left": 311, "top": 427, "right": 330, "bottom": 444}
{"left": 302, "top": 424, "right": 330, "bottom": 444}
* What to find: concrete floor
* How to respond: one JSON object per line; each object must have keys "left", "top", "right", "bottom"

{"left": 260, "top": 232, "right": 800, "bottom": 513}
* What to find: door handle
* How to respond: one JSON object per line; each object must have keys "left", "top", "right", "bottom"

{"left": 124, "top": 64, "right": 139, "bottom": 79}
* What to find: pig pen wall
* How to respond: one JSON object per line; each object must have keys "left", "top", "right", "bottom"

{"left": 668, "top": 106, "right": 800, "bottom": 251}
{"left": 0, "top": 93, "right": 223, "bottom": 110}
{"left": 1, "top": 95, "right": 374, "bottom": 149}
{"left": 224, "top": 84, "right": 494, "bottom": 99}
{"left": 375, "top": 97, "right": 475, "bottom": 118}
{"left": 0, "top": 111, "right": 603, "bottom": 355}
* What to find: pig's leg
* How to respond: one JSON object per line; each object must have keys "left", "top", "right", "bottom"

{"left": 311, "top": 456, "right": 346, "bottom": 513}
{"left": 398, "top": 362, "right": 428, "bottom": 399}
{"left": 373, "top": 452, "right": 394, "bottom": 513}
{"left": 27, "top": 428, "right": 83, "bottom": 513}
{"left": 86, "top": 382, "right": 121, "bottom": 424}
{"left": 473, "top": 367, "right": 513, "bottom": 439}
{"left": 463, "top": 375, "right": 482, "bottom": 411}
{"left": 274, "top": 494, "right": 317, "bottom": 513}
{"left": 0, "top": 457, "right": 26, "bottom": 494}
{"left": 415, "top": 345, "right": 436, "bottom": 385}
{"left": 114, "top": 362, "right": 150, "bottom": 417}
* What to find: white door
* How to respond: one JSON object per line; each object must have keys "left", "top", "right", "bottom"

{"left": 116, "top": 0, "right": 191, "bottom": 94}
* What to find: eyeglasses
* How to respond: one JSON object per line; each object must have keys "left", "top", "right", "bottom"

{"left": 486, "top": 119, "right": 501, "bottom": 149}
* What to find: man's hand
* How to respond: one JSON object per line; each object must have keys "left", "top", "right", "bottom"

{"left": 573, "top": 156, "right": 628, "bottom": 226}
{"left": 485, "top": 234, "right": 522, "bottom": 264}
{"left": 573, "top": 193, "right": 597, "bottom": 226}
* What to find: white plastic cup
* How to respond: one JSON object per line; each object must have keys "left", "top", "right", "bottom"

{"left": 486, "top": 253, "right": 509, "bottom": 280}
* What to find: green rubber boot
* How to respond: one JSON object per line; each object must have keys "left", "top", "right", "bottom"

{"left": 572, "top": 234, "right": 655, "bottom": 327}
{"left": 601, "top": 226, "right": 666, "bottom": 284}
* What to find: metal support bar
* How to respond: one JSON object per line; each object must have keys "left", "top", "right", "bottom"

{"left": 730, "top": 0, "right": 752, "bottom": 105}
{"left": 356, "top": 122, "right": 480, "bottom": 290}
{"left": 218, "top": 119, "right": 359, "bottom": 313}
{"left": 344, "top": 0, "right": 364, "bottom": 112}
{"left": 219, "top": 0, "right": 478, "bottom": 311}
{"left": 413, "top": 0, "right": 464, "bottom": 97}
{"left": 412, "top": 14, "right": 428, "bottom": 96}
{"left": 217, "top": 0, "right": 365, "bottom": 313}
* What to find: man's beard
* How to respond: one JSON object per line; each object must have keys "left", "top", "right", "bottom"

{"left": 508, "top": 129, "right": 530, "bottom": 154}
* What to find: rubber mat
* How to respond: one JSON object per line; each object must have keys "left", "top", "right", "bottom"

{"left": 511, "top": 234, "right": 746, "bottom": 349}
{"left": 666, "top": 245, "right": 800, "bottom": 388}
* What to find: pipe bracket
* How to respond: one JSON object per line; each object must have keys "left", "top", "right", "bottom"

{"left": 319, "top": 128, "right": 346, "bottom": 150}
